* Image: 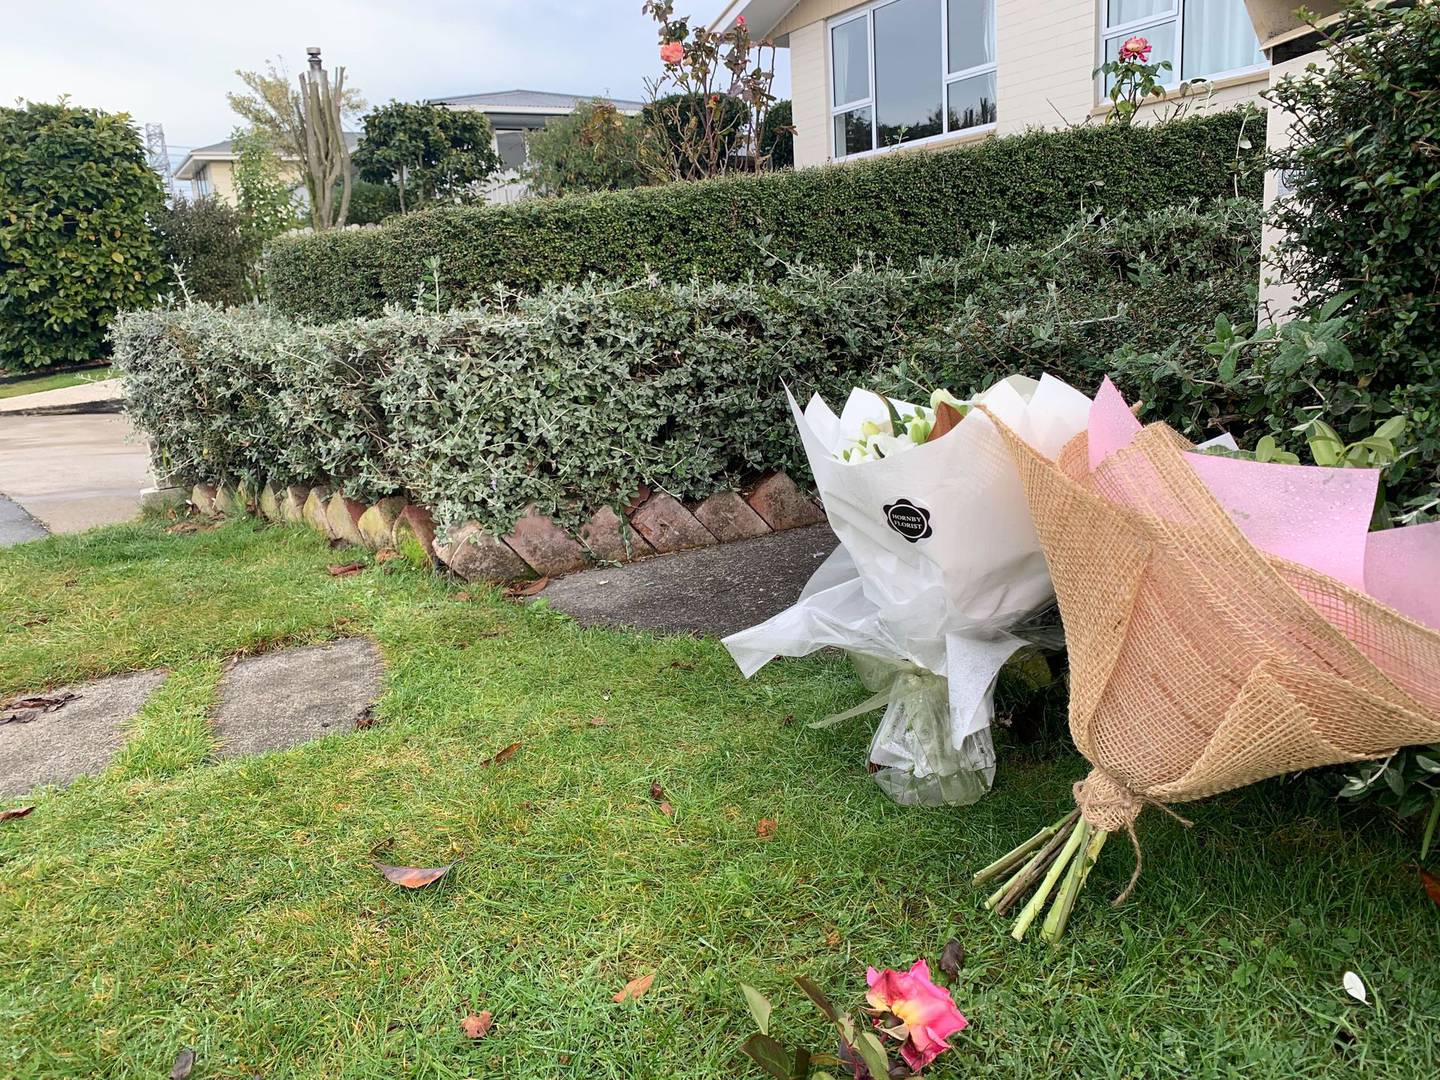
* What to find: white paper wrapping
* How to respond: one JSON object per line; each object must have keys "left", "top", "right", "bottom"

{"left": 724, "top": 374, "right": 1091, "bottom": 806}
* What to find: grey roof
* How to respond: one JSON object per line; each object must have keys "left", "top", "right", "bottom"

{"left": 185, "top": 133, "right": 360, "bottom": 158}
{"left": 427, "top": 89, "right": 645, "bottom": 113}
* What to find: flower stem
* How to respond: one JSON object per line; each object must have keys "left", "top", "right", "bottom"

{"left": 1041, "top": 826, "right": 1108, "bottom": 944}
{"left": 972, "top": 818, "right": 1065, "bottom": 887}
{"left": 1011, "top": 817, "right": 1088, "bottom": 941}
{"left": 990, "top": 811, "right": 1079, "bottom": 916}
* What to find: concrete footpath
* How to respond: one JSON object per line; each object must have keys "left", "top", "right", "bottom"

{"left": 0, "top": 393, "right": 151, "bottom": 538}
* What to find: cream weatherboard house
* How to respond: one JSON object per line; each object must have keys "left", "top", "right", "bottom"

{"left": 712, "top": 0, "right": 1281, "bottom": 166}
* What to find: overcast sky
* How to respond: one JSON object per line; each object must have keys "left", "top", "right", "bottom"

{"left": 4, "top": 1, "right": 789, "bottom": 164}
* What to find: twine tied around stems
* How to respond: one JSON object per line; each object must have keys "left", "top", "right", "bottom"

{"left": 1073, "top": 768, "right": 1193, "bottom": 906}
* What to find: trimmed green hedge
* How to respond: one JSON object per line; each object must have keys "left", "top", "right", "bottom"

{"left": 264, "top": 110, "right": 1262, "bottom": 323}
{"left": 117, "top": 202, "right": 1259, "bottom": 534}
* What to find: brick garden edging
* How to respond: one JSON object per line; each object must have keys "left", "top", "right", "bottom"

{"left": 188, "top": 473, "right": 826, "bottom": 583}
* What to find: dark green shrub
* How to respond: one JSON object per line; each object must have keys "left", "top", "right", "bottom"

{"left": 117, "top": 201, "right": 1257, "bottom": 529}
{"left": 352, "top": 101, "right": 503, "bottom": 213}
{"left": 346, "top": 180, "right": 402, "bottom": 226}
{"left": 152, "top": 197, "right": 254, "bottom": 307}
{"left": 265, "top": 109, "right": 1262, "bottom": 323}
{"left": 0, "top": 100, "right": 167, "bottom": 371}
{"left": 761, "top": 99, "right": 794, "bottom": 170}
{"left": 1267, "top": 2, "right": 1440, "bottom": 506}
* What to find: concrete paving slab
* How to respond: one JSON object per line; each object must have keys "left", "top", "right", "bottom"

{"left": 0, "top": 494, "right": 47, "bottom": 547}
{"left": 0, "top": 670, "right": 167, "bottom": 798}
{"left": 0, "top": 412, "right": 151, "bottom": 533}
{"left": 212, "top": 639, "right": 383, "bottom": 759}
{"left": 540, "top": 524, "right": 838, "bottom": 638}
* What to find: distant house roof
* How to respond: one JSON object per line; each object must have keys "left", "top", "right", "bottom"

{"left": 174, "top": 133, "right": 360, "bottom": 180}
{"left": 428, "top": 89, "right": 645, "bottom": 128}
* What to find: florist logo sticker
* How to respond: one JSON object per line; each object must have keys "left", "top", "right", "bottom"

{"left": 884, "top": 498, "right": 933, "bottom": 543}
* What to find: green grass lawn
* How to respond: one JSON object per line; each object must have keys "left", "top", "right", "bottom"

{"left": 0, "top": 365, "right": 111, "bottom": 401}
{"left": 1, "top": 520, "right": 1436, "bottom": 1079}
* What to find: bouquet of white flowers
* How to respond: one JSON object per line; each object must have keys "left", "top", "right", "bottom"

{"left": 725, "top": 375, "right": 1092, "bottom": 806}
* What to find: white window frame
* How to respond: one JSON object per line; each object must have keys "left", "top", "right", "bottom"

{"left": 827, "top": 0, "right": 998, "bottom": 162}
{"left": 1095, "top": 0, "right": 1267, "bottom": 103}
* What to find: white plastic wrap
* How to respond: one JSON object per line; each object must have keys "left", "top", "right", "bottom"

{"left": 724, "top": 374, "right": 1091, "bottom": 806}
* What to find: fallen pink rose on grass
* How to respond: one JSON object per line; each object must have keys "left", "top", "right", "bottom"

{"left": 865, "top": 959, "right": 968, "bottom": 1071}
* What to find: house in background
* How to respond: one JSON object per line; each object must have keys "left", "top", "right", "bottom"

{"left": 173, "top": 133, "right": 359, "bottom": 205}
{"left": 427, "top": 89, "right": 645, "bottom": 204}
{"left": 713, "top": 0, "right": 1270, "bottom": 167}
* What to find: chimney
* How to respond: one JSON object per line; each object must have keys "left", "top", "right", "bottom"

{"left": 306, "top": 47, "right": 323, "bottom": 73}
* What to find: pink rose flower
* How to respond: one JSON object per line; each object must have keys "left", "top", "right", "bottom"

{"left": 736, "top": 14, "right": 746, "bottom": 25}
{"left": 660, "top": 41, "right": 685, "bottom": 65}
{"left": 1118, "top": 35, "right": 1152, "bottom": 62}
{"left": 865, "top": 959, "right": 969, "bottom": 1072}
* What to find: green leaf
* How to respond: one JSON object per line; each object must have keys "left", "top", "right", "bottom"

{"left": 853, "top": 1030, "right": 892, "bottom": 1080}
{"left": 740, "top": 983, "right": 772, "bottom": 1036}
{"left": 741, "top": 1034, "right": 793, "bottom": 1080}
{"left": 794, "top": 975, "right": 838, "bottom": 1023}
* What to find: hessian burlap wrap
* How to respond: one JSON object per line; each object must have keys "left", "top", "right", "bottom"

{"left": 982, "top": 408, "right": 1440, "bottom": 873}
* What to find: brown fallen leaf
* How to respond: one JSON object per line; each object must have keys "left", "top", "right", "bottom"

{"left": 1421, "top": 867, "right": 1440, "bottom": 907}
{"left": 504, "top": 577, "right": 550, "bottom": 599}
{"left": 824, "top": 927, "right": 842, "bottom": 948}
{"left": 648, "top": 782, "right": 675, "bottom": 818}
{"left": 939, "top": 938, "right": 965, "bottom": 979}
{"left": 170, "top": 1047, "right": 195, "bottom": 1080}
{"left": 354, "top": 705, "right": 377, "bottom": 731}
{"left": 327, "top": 563, "right": 365, "bottom": 577}
{"left": 453, "top": 591, "right": 472, "bottom": 601}
{"left": 0, "top": 806, "right": 36, "bottom": 823}
{"left": 1, "top": 691, "right": 77, "bottom": 725}
{"left": 375, "top": 548, "right": 400, "bottom": 563}
{"left": 588, "top": 715, "right": 607, "bottom": 726}
{"left": 926, "top": 400, "right": 967, "bottom": 443}
{"left": 374, "top": 861, "right": 454, "bottom": 889}
{"left": 482, "top": 741, "right": 522, "bottom": 767}
{"left": 166, "top": 521, "right": 199, "bottom": 534}
{"left": 668, "top": 661, "right": 695, "bottom": 671}
{"left": 613, "top": 973, "right": 655, "bottom": 1003}
{"left": 756, "top": 818, "right": 778, "bottom": 839}
{"left": 460, "top": 1010, "right": 493, "bottom": 1039}
{"left": 780, "top": 714, "right": 795, "bottom": 727}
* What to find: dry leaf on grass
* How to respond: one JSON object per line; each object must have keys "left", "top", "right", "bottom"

{"left": 649, "top": 782, "right": 674, "bottom": 818}
{"left": 375, "top": 548, "right": 401, "bottom": 563}
{"left": 354, "top": 705, "right": 377, "bottom": 731}
{"left": 756, "top": 818, "right": 778, "bottom": 839}
{"left": 170, "top": 1047, "right": 195, "bottom": 1080}
{"left": 327, "top": 563, "right": 366, "bottom": 577}
{"left": 1421, "top": 867, "right": 1440, "bottom": 907}
{"left": 939, "top": 938, "right": 965, "bottom": 979}
{"left": 588, "top": 715, "right": 607, "bottom": 726}
{"left": 453, "top": 591, "right": 472, "bottom": 602}
{"left": 374, "top": 861, "right": 454, "bottom": 889}
{"left": 504, "top": 577, "right": 550, "bottom": 599}
{"left": 460, "top": 1010, "right": 493, "bottom": 1039}
{"left": 613, "top": 974, "right": 655, "bottom": 1003}
{"left": 482, "top": 742, "right": 522, "bottom": 768}
{"left": 0, "top": 806, "right": 36, "bottom": 823}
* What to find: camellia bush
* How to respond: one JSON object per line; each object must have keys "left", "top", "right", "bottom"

{"left": 114, "top": 201, "right": 1258, "bottom": 533}
{"left": 264, "top": 109, "right": 1262, "bottom": 323}
{"left": 0, "top": 100, "right": 166, "bottom": 370}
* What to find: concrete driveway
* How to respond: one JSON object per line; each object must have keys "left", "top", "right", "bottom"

{"left": 0, "top": 381, "right": 152, "bottom": 539}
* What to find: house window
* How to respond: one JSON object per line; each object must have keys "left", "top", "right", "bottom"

{"left": 829, "top": 0, "right": 997, "bottom": 160}
{"left": 1100, "top": 0, "right": 1264, "bottom": 92}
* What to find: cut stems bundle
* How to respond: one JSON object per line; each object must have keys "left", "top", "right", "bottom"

{"left": 972, "top": 811, "right": 1108, "bottom": 943}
